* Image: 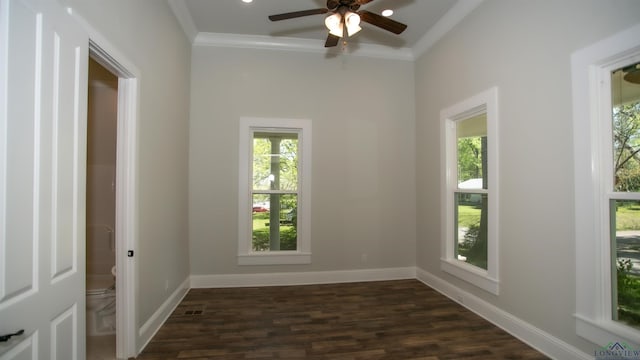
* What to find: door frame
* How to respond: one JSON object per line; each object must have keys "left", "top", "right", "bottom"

{"left": 88, "top": 38, "right": 139, "bottom": 359}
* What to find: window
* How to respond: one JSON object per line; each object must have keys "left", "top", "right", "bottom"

{"left": 238, "top": 117, "right": 311, "bottom": 265}
{"left": 610, "top": 64, "right": 640, "bottom": 331}
{"left": 572, "top": 23, "right": 640, "bottom": 347}
{"left": 441, "top": 87, "right": 499, "bottom": 294}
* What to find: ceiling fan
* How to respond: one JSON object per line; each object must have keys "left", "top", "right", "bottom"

{"left": 268, "top": 0, "right": 408, "bottom": 48}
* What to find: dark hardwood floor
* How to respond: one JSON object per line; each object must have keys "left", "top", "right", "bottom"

{"left": 138, "top": 279, "right": 549, "bottom": 359}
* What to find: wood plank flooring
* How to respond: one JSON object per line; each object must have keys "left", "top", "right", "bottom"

{"left": 138, "top": 280, "right": 549, "bottom": 359}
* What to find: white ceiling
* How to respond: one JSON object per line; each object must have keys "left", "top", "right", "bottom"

{"left": 169, "top": 0, "right": 478, "bottom": 58}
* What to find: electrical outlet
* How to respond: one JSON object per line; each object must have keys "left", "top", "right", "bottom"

{"left": 164, "top": 280, "right": 169, "bottom": 291}
{"left": 361, "top": 253, "right": 368, "bottom": 263}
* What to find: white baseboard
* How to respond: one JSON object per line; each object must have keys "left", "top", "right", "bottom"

{"left": 416, "top": 267, "right": 591, "bottom": 360}
{"left": 137, "top": 277, "right": 190, "bottom": 354}
{"left": 190, "top": 267, "right": 416, "bottom": 288}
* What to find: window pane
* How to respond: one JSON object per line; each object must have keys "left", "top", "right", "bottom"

{"left": 457, "top": 114, "right": 487, "bottom": 189}
{"left": 252, "top": 194, "right": 297, "bottom": 251}
{"left": 253, "top": 133, "right": 298, "bottom": 191}
{"left": 455, "top": 192, "right": 487, "bottom": 270}
{"left": 611, "top": 62, "right": 640, "bottom": 192}
{"left": 610, "top": 199, "right": 640, "bottom": 330}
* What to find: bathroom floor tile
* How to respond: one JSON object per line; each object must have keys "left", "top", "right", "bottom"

{"left": 87, "top": 334, "right": 115, "bottom": 360}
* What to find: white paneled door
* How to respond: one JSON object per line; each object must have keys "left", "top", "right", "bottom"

{"left": 0, "top": 0, "right": 88, "bottom": 359}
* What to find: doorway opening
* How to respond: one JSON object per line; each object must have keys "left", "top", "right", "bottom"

{"left": 86, "top": 57, "right": 118, "bottom": 359}
{"left": 87, "top": 39, "right": 139, "bottom": 359}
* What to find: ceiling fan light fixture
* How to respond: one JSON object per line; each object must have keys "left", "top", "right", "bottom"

{"left": 325, "top": 13, "right": 343, "bottom": 37}
{"left": 345, "top": 12, "right": 362, "bottom": 36}
{"left": 347, "top": 23, "right": 362, "bottom": 37}
{"left": 329, "top": 23, "right": 344, "bottom": 38}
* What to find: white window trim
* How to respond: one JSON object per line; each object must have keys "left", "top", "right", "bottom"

{"left": 572, "top": 23, "right": 640, "bottom": 347}
{"left": 440, "top": 87, "right": 499, "bottom": 295}
{"left": 238, "top": 117, "right": 312, "bottom": 265}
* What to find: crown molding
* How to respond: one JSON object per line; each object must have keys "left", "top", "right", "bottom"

{"left": 193, "top": 32, "right": 414, "bottom": 61}
{"left": 169, "top": 0, "right": 485, "bottom": 61}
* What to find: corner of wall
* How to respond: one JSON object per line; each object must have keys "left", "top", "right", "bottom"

{"left": 137, "top": 276, "right": 190, "bottom": 356}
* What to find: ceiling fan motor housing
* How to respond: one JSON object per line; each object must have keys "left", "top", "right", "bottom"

{"left": 328, "top": 0, "right": 365, "bottom": 12}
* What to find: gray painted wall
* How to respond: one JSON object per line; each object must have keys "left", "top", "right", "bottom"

{"left": 188, "top": 47, "right": 417, "bottom": 275}
{"left": 414, "top": 0, "right": 640, "bottom": 354}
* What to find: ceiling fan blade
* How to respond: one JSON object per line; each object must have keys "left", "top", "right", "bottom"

{"left": 325, "top": 33, "right": 340, "bottom": 47}
{"left": 356, "top": 0, "right": 375, "bottom": 4}
{"left": 268, "top": 8, "right": 328, "bottom": 21}
{"left": 358, "top": 10, "right": 407, "bottom": 34}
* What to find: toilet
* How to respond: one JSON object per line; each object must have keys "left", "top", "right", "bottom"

{"left": 86, "top": 266, "right": 116, "bottom": 336}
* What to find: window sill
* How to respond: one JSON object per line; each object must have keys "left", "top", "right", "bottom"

{"left": 238, "top": 252, "right": 311, "bottom": 266}
{"left": 441, "top": 258, "right": 499, "bottom": 295}
{"left": 575, "top": 314, "right": 640, "bottom": 348}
